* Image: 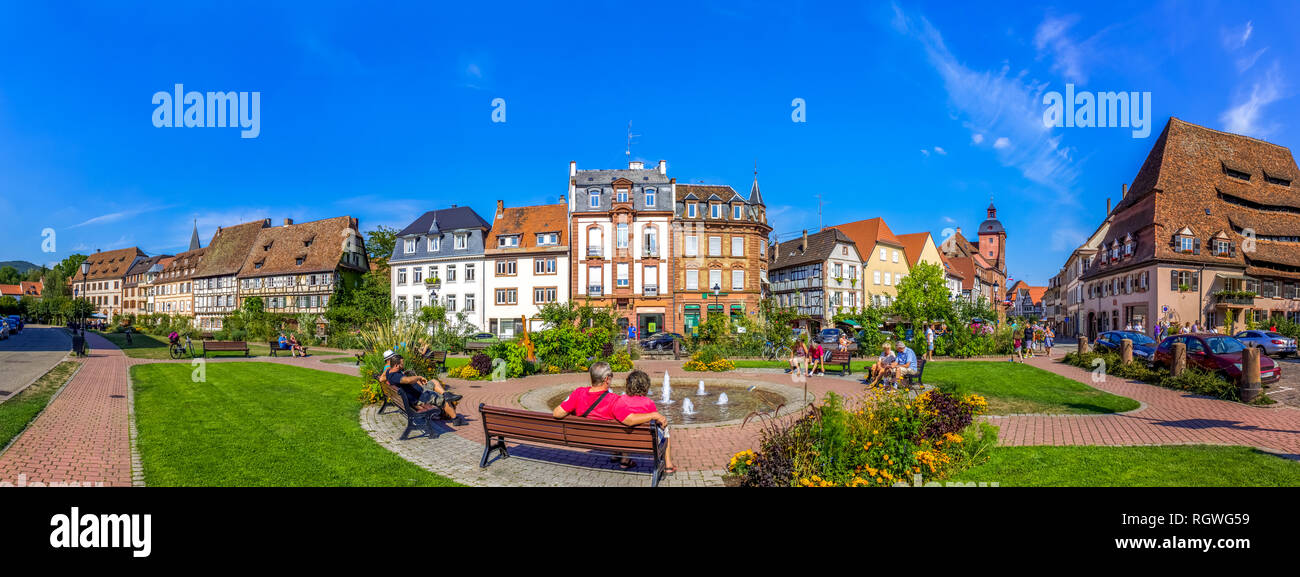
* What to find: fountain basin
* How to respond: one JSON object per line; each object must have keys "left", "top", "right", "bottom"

{"left": 521, "top": 378, "right": 807, "bottom": 428}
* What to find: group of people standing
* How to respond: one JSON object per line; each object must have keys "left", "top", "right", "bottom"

{"left": 1010, "top": 321, "right": 1054, "bottom": 362}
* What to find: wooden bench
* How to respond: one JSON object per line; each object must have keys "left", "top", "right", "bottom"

{"left": 423, "top": 350, "right": 447, "bottom": 373}
{"left": 202, "top": 340, "right": 249, "bottom": 358}
{"left": 477, "top": 404, "right": 668, "bottom": 486}
{"left": 463, "top": 341, "right": 491, "bottom": 352}
{"left": 267, "top": 341, "right": 308, "bottom": 357}
{"left": 903, "top": 359, "right": 927, "bottom": 389}
{"left": 826, "top": 350, "right": 853, "bottom": 376}
{"left": 377, "top": 375, "right": 442, "bottom": 440}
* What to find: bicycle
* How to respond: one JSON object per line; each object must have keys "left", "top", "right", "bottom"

{"left": 763, "top": 340, "right": 792, "bottom": 361}
{"left": 168, "top": 336, "right": 193, "bottom": 360}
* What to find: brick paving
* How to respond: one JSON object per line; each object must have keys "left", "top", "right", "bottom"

{"left": 0, "top": 332, "right": 131, "bottom": 487}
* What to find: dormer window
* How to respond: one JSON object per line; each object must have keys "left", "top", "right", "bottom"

{"left": 733, "top": 205, "right": 743, "bottom": 220}
{"left": 1214, "top": 239, "right": 1231, "bottom": 255}
{"left": 617, "top": 189, "right": 628, "bottom": 203}
{"left": 1179, "top": 236, "right": 1195, "bottom": 253}
{"left": 498, "top": 235, "right": 520, "bottom": 248}
{"left": 304, "top": 236, "right": 315, "bottom": 248}
{"left": 711, "top": 204, "right": 722, "bottom": 219}
{"left": 589, "top": 192, "right": 600, "bottom": 209}
{"left": 404, "top": 239, "right": 416, "bottom": 254}
{"left": 295, "top": 257, "right": 305, "bottom": 266}
{"left": 254, "top": 261, "right": 263, "bottom": 269}
{"left": 428, "top": 236, "right": 440, "bottom": 251}
{"left": 645, "top": 188, "right": 656, "bottom": 207}
{"left": 536, "top": 232, "right": 558, "bottom": 246}
{"left": 1265, "top": 174, "right": 1292, "bottom": 187}
{"left": 454, "top": 233, "right": 468, "bottom": 250}
{"left": 687, "top": 203, "right": 697, "bottom": 218}
{"left": 1225, "top": 166, "right": 1251, "bottom": 181}
{"left": 263, "top": 242, "right": 272, "bottom": 251}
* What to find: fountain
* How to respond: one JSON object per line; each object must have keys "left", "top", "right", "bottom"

{"left": 697, "top": 380, "right": 706, "bottom": 396}
{"left": 660, "top": 372, "right": 673, "bottom": 404}
{"left": 717, "top": 392, "right": 729, "bottom": 405}
{"left": 681, "top": 397, "right": 696, "bottom": 415}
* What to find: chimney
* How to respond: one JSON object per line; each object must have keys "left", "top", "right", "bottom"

{"left": 1106, "top": 198, "right": 1112, "bottom": 214}
{"left": 1121, "top": 183, "right": 1128, "bottom": 198}
{"left": 496, "top": 200, "right": 505, "bottom": 218}
{"left": 802, "top": 229, "right": 808, "bottom": 252}
{"left": 569, "top": 161, "right": 577, "bottom": 177}
{"left": 629, "top": 160, "right": 644, "bottom": 170}
{"left": 657, "top": 159, "right": 667, "bottom": 175}
{"left": 284, "top": 218, "right": 294, "bottom": 226}
{"left": 955, "top": 227, "right": 962, "bottom": 237}
{"left": 559, "top": 193, "right": 566, "bottom": 204}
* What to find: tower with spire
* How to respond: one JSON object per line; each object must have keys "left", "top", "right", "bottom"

{"left": 189, "top": 219, "right": 202, "bottom": 251}
{"left": 977, "top": 200, "right": 1006, "bottom": 274}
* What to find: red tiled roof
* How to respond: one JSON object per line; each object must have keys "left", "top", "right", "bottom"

{"left": 895, "top": 232, "right": 932, "bottom": 268}
{"left": 485, "top": 203, "right": 568, "bottom": 254}
{"left": 828, "top": 218, "right": 903, "bottom": 254}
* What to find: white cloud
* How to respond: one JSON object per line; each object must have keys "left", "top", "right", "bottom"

{"left": 69, "top": 204, "right": 176, "bottom": 229}
{"left": 1220, "top": 63, "right": 1285, "bottom": 139}
{"left": 892, "top": 4, "right": 1079, "bottom": 197}
{"left": 1223, "top": 21, "right": 1253, "bottom": 51}
{"left": 933, "top": 146, "right": 947, "bottom": 155}
{"left": 920, "top": 149, "right": 930, "bottom": 157}
{"left": 971, "top": 133, "right": 984, "bottom": 144}
{"left": 1236, "top": 47, "right": 1267, "bottom": 73}
{"left": 1034, "top": 15, "right": 1088, "bottom": 83}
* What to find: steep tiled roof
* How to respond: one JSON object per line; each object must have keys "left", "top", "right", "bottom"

{"left": 194, "top": 219, "right": 270, "bottom": 279}
{"left": 1086, "top": 117, "right": 1300, "bottom": 280}
{"left": 0, "top": 284, "right": 20, "bottom": 297}
{"left": 124, "top": 255, "right": 172, "bottom": 288}
{"left": 485, "top": 203, "right": 568, "bottom": 253}
{"left": 158, "top": 248, "right": 205, "bottom": 283}
{"left": 237, "top": 216, "right": 368, "bottom": 278}
{"left": 940, "top": 254, "right": 965, "bottom": 280}
{"left": 895, "top": 232, "right": 933, "bottom": 268}
{"left": 676, "top": 184, "right": 745, "bottom": 204}
{"left": 771, "top": 229, "right": 857, "bottom": 269}
{"left": 19, "top": 280, "right": 42, "bottom": 297}
{"left": 81, "top": 247, "right": 146, "bottom": 280}
{"left": 828, "top": 218, "right": 904, "bottom": 257}
{"left": 397, "top": 207, "right": 491, "bottom": 238}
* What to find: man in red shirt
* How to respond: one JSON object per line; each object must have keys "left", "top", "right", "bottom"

{"left": 553, "top": 361, "right": 621, "bottom": 421}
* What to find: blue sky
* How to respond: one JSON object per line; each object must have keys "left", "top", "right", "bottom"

{"left": 1, "top": 1, "right": 1296, "bottom": 285}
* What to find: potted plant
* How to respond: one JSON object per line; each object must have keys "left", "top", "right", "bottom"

{"left": 424, "top": 276, "right": 441, "bottom": 287}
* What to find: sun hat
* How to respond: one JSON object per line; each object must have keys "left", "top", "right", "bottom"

{"left": 383, "top": 349, "right": 397, "bottom": 360}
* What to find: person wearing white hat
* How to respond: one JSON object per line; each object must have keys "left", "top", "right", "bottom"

{"left": 385, "top": 353, "right": 467, "bottom": 426}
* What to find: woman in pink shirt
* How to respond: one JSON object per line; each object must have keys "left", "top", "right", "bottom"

{"left": 611, "top": 369, "right": 673, "bottom": 473}
{"left": 553, "top": 361, "right": 622, "bottom": 421}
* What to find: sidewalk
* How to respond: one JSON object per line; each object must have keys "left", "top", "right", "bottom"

{"left": 0, "top": 332, "right": 132, "bottom": 487}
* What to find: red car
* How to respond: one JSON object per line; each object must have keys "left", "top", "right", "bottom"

{"left": 1152, "top": 333, "right": 1281, "bottom": 385}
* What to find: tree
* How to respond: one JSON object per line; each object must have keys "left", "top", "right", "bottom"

{"left": 365, "top": 226, "right": 399, "bottom": 267}
{"left": 0, "top": 266, "right": 19, "bottom": 285}
{"left": 242, "top": 296, "right": 265, "bottom": 316}
{"left": 892, "top": 262, "right": 952, "bottom": 327}
{"left": 52, "top": 254, "right": 88, "bottom": 285}
{"left": 0, "top": 296, "right": 17, "bottom": 314}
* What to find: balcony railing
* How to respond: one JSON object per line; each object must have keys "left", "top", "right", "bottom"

{"left": 643, "top": 286, "right": 658, "bottom": 297}
{"left": 1215, "top": 293, "right": 1255, "bottom": 306}
{"left": 643, "top": 248, "right": 660, "bottom": 258}
{"left": 588, "top": 285, "right": 603, "bottom": 297}
{"left": 587, "top": 247, "right": 603, "bottom": 257}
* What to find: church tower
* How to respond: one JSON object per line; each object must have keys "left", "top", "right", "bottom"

{"left": 977, "top": 202, "right": 1006, "bottom": 275}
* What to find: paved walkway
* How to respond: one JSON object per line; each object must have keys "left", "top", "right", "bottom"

{"left": 0, "top": 325, "right": 72, "bottom": 400}
{"left": 0, "top": 332, "right": 132, "bottom": 487}
{"left": 993, "top": 355, "right": 1300, "bottom": 459}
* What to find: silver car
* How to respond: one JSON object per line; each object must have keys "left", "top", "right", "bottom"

{"left": 1233, "top": 330, "right": 1297, "bottom": 357}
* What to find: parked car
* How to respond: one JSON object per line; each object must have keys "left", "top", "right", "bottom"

{"left": 1152, "top": 333, "right": 1281, "bottom": 385}
{"left": 0, "top": 319, "right": 9, "bottom": 340}
{"left": 466, "top": 332, "right": 499, "bottom": 344}
{"left": 1093, "top": 331, "right": 1157, "bottom": 362}
{"left": 1233, "top": 330, "right": 1297, "bottom": 358}
{"left": 818, "top": 328, "right": 842, "bottom": 345}
{"left": 641, "top": 332, "right": 685, "bottom": 351}
{"left": 6, "top": 315, "right": 22, "bottom": 333}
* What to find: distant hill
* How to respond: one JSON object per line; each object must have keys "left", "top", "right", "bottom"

{"left": 0, "top": 260, "right": 40, "bottom": 273}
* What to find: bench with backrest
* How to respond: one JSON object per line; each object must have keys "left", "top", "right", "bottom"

{"left": 826, "top": 350, "right": 853, "bottom": 376}
{"left": 423, "top": 350, "right": 447, "bottom": 373}
{"left": 477, "top": 404, "right": 668, "bottom": 486}
{"left": 267, "top": 340, "right": 309, "bottom": 357}
{"left": 202, "top": 340, "right": 249, "bottom": 358}
{"left": 377, "top": 375, "right": 442, "bottom": 440}
{"left": 903, "top": 358, "right": 927, "bottom": 389}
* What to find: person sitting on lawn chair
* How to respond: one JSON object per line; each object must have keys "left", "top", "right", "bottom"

{"left": 867, "top": 342, "right": 896, "bottom": 386}
{"left": 384, "top": 351, "right": 467, "bottom": 426}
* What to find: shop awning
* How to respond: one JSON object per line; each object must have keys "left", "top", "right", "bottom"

{"left": 1216, "top": 272, "right": 1249, "bottom": 281}
{"left": 840, "top": 319, "right": 862, "bottom": 327}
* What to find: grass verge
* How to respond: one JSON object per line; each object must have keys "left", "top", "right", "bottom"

{"left": 0, "top": 361, "right": 80, "bottom": 448}
{"left": 952, "top": 445, "right": 1300, "bottom": 486}
{"left": 131, "top": 362, "right": 461, "bottom": 486}
{"left": 926, "top": 361, "right": 1139, "bottom": 415}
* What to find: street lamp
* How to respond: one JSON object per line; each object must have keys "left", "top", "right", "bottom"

{"left": 711, "top": 283, "right": 721, "bottom": 320}
{"left": 79, "top": 261, "right": 90, "bottom": 335}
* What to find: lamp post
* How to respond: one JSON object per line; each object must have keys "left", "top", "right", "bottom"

{"left": 711, "top": 283, "right": 721, "bottom": 321}
{"left": 79, "top": 261, "right": 90, "bottom": 335}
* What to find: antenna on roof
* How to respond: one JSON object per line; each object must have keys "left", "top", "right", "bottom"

{"left": 625, "top": 121, "right": 640, "bottom": 160}
{"left": 815, "top": 194, "right": 825, "bottom": 231}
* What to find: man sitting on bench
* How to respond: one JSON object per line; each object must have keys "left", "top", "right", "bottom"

{"left": 552, "top": 361, "right": 621, "bottom": 422}
{"left": 889, "top": 341, "right": 919, "bottom": 387}
{"left": 385, "top": 352, "right": 467, "bottom": 426}
{"left": 867, "top": 342, "right": 896, "bottom": 386}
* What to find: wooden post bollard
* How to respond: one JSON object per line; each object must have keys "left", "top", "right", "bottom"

{"left": 1120, "top": 338, "right": 1133, "bottom": 364}
{"left": 1171, "top": 342, "right": 1186, "bottom": 377}
{"left": 673, "top": 338, "right": 680, "bottom": 360}
{"left": 1077, "top": 336, "right": 1090, "bottom": 354}
{"left": 1240, "top": 346, "right": 1262, "bottom": 403}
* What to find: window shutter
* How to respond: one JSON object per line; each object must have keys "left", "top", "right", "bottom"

{"left": 1191, "top": 273, "right": 1199, "bottom": 291}
{"left": 1169, "top": 234, "right": 1176, "bottom": 248}
{"left": 1229, "top": 243, "right": 1237, "bottom": 257}
{"left": 1171, "top": 270, "right": 1178, "bottom": 290}
{"left": 1193, "top": 238, "right": 1201, "bottom": 255}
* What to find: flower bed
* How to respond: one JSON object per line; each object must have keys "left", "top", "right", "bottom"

{"left": 683, "top": 347, "right": 736, "bottom": 372}
{"left": 728, "top": 389, "right": 997, "bottom": 487}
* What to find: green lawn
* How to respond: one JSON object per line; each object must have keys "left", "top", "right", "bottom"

{"left": 731, "top": 359, "right": 877, "bottom": 372}
{"left": 952, "top": 445, "right": 1300, "bottom": 486}
{"left": 131, "top": 362, "right": 460, "bottom": 486}
{"left": 0, "top": 361, "right": 80, "bottom": 448}
{"left": 96, "top": 331, "right": 349, "bottom": 359}
{"left": 925, "top": 361, "right": 1140, "bottom": 415}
